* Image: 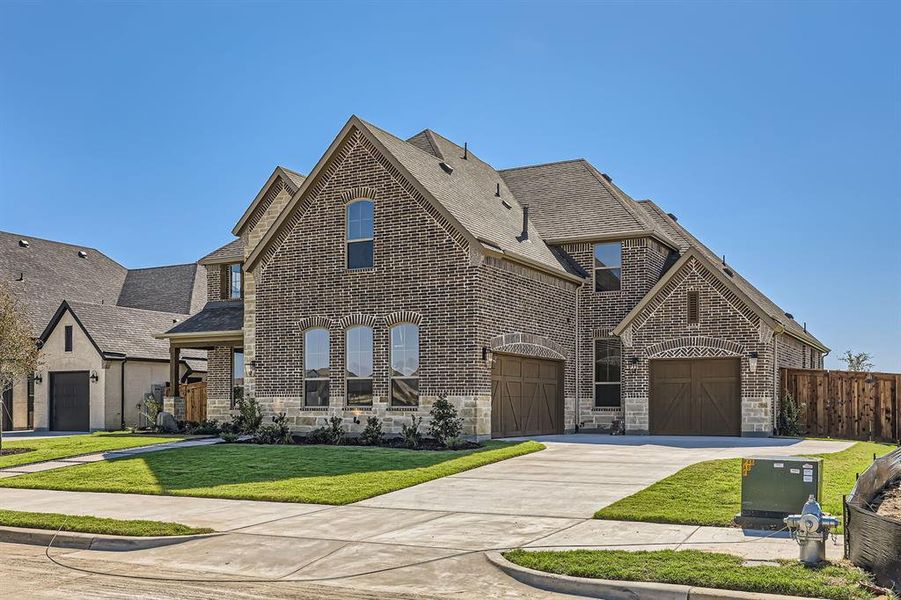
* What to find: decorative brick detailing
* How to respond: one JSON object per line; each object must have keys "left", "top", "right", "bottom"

{"left": 592, "top": 327, "right": 614, "bottom": 338}
{"left": 384, "top": 310, "right": 423, "bottom": 327}
{"left": 337, "top": 313, "right": 378, "bottom": 330}
{"left": 646, "top": 336, "right": 744, "bottom": 358}
{"left": 298, "top": 315, "right": 333, "bottom": 331}
{"left": 490, "top": 332, "right": 567, "bottom": 361}
{"left": 758, "top": 320, "right": 774, "bottom": 344}
{"left": 620, "top": 325, "right": 633, "bottom": 348}
{"left": 340, "top": 187, "right": 378, "bottom": 203}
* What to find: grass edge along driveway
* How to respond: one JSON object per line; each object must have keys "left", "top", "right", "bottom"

{"left": 0, "top": 432, "right": 188, "bottom": 469}
{"left": 595, "top": 441, "right": 894, "bottom": 531}
{"left": 0, "top": 440, "right": 545, "bottom": 504}
{"left": 503, "top": 549, "right": 876, "bottom": 600}
{"left": 0, "top": 508, "right": 213, "bottom": 537}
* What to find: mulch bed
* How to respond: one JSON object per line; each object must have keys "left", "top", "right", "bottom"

{"left": 0, "top": 447, "right": 35, "bottom": 457}
{"left": 292, "top": 435, "right": 482, "bottom": 451}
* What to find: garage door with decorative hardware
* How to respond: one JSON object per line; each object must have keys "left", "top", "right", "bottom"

{"left": 649, "top": 358, "right": 741, "bottom": 436}
{"left": 491, "top": 355, "right": 564, "bottom": 438}
{"left": 50, "top": 371, "right": 90, "bottom": 431}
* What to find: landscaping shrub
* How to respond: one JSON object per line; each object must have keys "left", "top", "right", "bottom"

{"left": 428, "top": 397, "right": 462, "bottom": 446}
{"left": 141, "top": 394, "right": 163, "bottom": 431}
{"left": 230, "top": 397, "right": 263, "bottom": 435}
{"left": 360, "top": 416, "right": 383, "bottom": 446}
{"left": 306, "top": 427, "right": 333, "bottom": 445}
{"left": 186, "top": 419, "right": 221, "bottom": 435}
{"left": 778, "top": 392, "right": 802, "bottom": 437}
{"left": 402, "top": 416, "right": 423, "bottom": 449}
{"left": 326, "top": 415, "right": 346, "bottom": 444}
{"left": 254, "top": 413, "right": 292, "bottom": 445}
{"left": 220, "top": 432, "right": 239, "bottom": 443}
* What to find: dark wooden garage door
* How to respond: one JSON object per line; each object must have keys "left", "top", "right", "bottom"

{"left": 491, "top": 355, "right": 563, "bottom": 438}
{"left": 50, "top": 371, "right": 90, "bottom": 431}
{"left": 649, "top": 358, "right": 740, "bottom": 436}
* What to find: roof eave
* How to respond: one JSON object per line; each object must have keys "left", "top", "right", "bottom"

{"left": 544, "top": 230, "right": 676, "bottom": 248}
{"left": 155, "top": 329, "right": 244, "bottom": 342}
{"left": 478, "top": 240, "right": 585, "bottom": 284}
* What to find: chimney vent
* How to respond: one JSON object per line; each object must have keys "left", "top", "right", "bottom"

{"left": 463, "top": 142, "right": 468, "bottom": 160}
{"left": 78, "top": 250, "right": 88, "bottom": 258}
{"left": 18, "top": 239, "right": 29, "bottom": 248}
{"left": 518, "top": 205, "right": 530, "bottom": 242}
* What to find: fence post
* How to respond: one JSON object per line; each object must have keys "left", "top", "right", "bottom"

{"left": 843, "top": 494, "right": 850, "bottom": 560}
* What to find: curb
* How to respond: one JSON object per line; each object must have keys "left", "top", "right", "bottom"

{"left": 0, "top": 525, "right": 218, "bottom": 551}
{"left": 486, "top": 552, "right": 825, "bottom": 600}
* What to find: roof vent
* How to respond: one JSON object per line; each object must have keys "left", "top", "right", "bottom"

{"left": 77, "top": 250, "right": 88, "bottom": 258}
{"left": 785, "top": 312, "right": 794, "bottom": 319}
{"left": 723, "top": 267, "right": 734, "bottom": 277}
{"left": 18, "top": 239, "right": 29, "bottom": 248}
{"left": 16, "top": 272, "right": 24, "bottom": 281}
{"left": 439, "top": 162, "right": 453, "bottom": 174}
{"left": 495, "top": 183, "right": 501, "bottom": 197}
{"left": 517, "top": 205, "right": 530, "bottom": 242}
{"left": 463, "top": 142, "right": 468, "bottom": 160}
{"left": 601, "top": 173, "right": 612, "bottom": 183}
{"left": 667, "top": 213, "right": 678, "bottom": 222}
{"left": 721, "top": 254, "right": 726, "bottom": 266}
{"left": 803, "top": 321, "right": 807, "bottom": 332}
{"left": 501, "top": 200, "right": 512, "bottom": 209}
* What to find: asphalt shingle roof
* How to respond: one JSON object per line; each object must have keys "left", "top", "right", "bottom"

{"left": 200, "top": 238, "right": 244, "bottom": 264}
{"left": 117, "top": 263, "right": 207, "bottom": 314}
{"left": 165, "top": 301, "right": 244, "bottom": 335}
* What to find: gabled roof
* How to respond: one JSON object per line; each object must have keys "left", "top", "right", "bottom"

{"left": 117, "top": 263, "right": 207, "bottom": 314}
{"left": 0, "top": 230, "right": 128, "bottom": 335}
{"left": 620, "top": 202, "right": 828, "bottom": 352}
{"left": 245, "top": 116, "right": 581, "bottom": 281}
{"left": 232, "top": 166, "right": 305, "bottom": 237}
{"left": 163, "top": 301, "right": 244, "bottom": 337}
{"left": 40, "top": 300, "right": 206, "bottom": 364}
{"left": 200, "top": 238, "right": 244, "bottom": 265}
{"left": 499, "top": 159, "right": 676, "bottom": 247}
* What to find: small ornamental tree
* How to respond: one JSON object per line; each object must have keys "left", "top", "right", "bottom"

{"left": 838, "top": 350, "right": 874, "bottom": 373}
{"left": 0, "top": 284, "right": 40, "bottom": 451}
{"left": 778, "top": 391, "right": 802, "bottom": 437}
{"left": 428, "top": 397, "right": 463, "bottom": 447}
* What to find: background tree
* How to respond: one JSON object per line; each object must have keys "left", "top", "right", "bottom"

{"left": 0, "top": 283, "right": 40, "bottom": 450}
{"left": 838, "top": 350, "right": 874, "bottom": 372}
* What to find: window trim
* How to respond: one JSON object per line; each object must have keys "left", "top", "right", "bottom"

{"left": 64, "top": 325, "right": 73, "bottom": 352}
{"left": 593, "top": 338, "right": 622, "bottom": 408}
{"left": 230, "top": 348, "right": 244, "bottom": 409}
{"left": 389, "top": 323, "right": 420, "bottom": 407}
{"left": 303, "top": 327, "right": 330, "bottom": 407}
{"left": 593, "top": 241, "right": 622, "bottom": 293}
{"left": 346, "top": 199, "right": 374, "bottom": 270}
{"left": 345, "top": 325, "right": 374, "bottom": 408}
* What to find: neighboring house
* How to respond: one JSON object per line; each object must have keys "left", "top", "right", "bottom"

{"left": 160, "top": 116, "right": 827, "bottom": 439}
{"left": 0, "top": 231, "right": 207, "bottom": 431}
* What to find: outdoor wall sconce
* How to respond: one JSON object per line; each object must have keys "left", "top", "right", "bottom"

{"left": 748, "top": 352, "right": 759, "bottom": 373}
{"left": 248, "top": 360, "right": 258, "bottom": 377}
{"left": 481, "top": 347, "right": 496, "bottom": 366}
{"left": 89, "top": 370, "right": 99, "bottom": 383}
{"left": 630, "top": 356, "right": 639, "bottom": 365}
{"left": 33, "top": 372, "right": 42, "bottom": 384}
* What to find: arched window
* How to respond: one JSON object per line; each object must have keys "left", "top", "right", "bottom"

{"left": 304, "top": 328, "right": 330, "bottom": 407}
{"left": 345, "top": 326, "right": 373, "bottom": 407}
{"left": 346, "top": 200, "right": 374, "bottom": 269}
{"left": 390, "top": 324, "right": 419, "bottom": 407}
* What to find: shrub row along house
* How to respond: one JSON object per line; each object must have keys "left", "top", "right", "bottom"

{"left": 0, "top": 231, "right": 207, "bottom": 431}
{"left": 160, "top": 116, "right": 827, "bottom": 439}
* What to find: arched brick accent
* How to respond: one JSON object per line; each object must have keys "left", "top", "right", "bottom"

{"left": 297, "top": 316, "right": 332, "bottom": 331}
{"left": 646, "top": 336, "right": 744, "bottom": 359}
{"left": 337, "top": 313, "right": 377, "bottom": 329}
{"left": 340, "top": 187, "right": 378, "bottom": 203}
{"left": 384, "top": 310, "right": 423, "bottom": 327}
{"left": 489, "top": 332, "right": 566, "bottom": 361}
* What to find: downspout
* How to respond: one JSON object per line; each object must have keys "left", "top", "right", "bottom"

{"left": 119, "top": 359, "right": 127, "bottom": 430}
{"left": 574, "top": 281, "right": 582, "bottom": 433}
{"left": 772, "top": 323, "right": 785, "bottom": 434}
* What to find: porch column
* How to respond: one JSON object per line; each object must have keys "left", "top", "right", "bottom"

{"left": 163, "top": 346, "right": 185, "bottom": 421}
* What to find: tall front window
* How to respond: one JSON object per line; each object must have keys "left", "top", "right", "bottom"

{"left": 390, "top": 324, "right": 419, "bottom": 407}
{"left": 594, "top": 339, "right": 621, "bottom": 407}
{"left": 231, "top": 349, "right": 244, "bottom": 408}
{"left": 346, "top": 200, "right": 374, "bottom": 269}
{"left": 345, "top": 326, "right": 373, "bottom": 406}
{"left": 226, "top": 263, "right": 242, "bottom": 299}
{"left": 304, "top": 328, "right": 330, "bottom": 407}
{"left": 594, "top": 242, "right": 622, "bottom": 292}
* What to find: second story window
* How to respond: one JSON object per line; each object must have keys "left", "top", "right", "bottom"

{"left": 347, "top": 200, "right": 374, "bottom": 269}
{"left": 346, "top": 326, "right": 373, "bottom": 407}
{"left": 304, "top": 328, "right": 330, "bottom": 407}
{"left": 594, "top": 242, "right": 622, "bottom": 292}
{"left": 225, "top": 263, "right": 242, "bottom": 300}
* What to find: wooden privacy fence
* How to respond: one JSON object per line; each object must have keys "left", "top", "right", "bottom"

{"left": 164, "top": 382, "right": 208, "bottom": 423}
{"left": 781, "top": 368, "right": 901, "bottom": 443}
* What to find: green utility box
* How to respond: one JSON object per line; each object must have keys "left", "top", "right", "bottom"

{"left": 736, "top": 456, "right": 823, "bottom": 528}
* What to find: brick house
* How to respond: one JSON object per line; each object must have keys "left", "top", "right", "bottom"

{"left": 161, "top": 116, "right": 827, "bottom": 438}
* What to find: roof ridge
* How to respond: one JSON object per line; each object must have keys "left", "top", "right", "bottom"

{"left": 498, "top": 158, "right": 587, "bottom": 173}
{"left": 0, "top": 229, "right": 116, "bottom": 258}
{"left": 580, "top": 161, "right": 663, "bottom": 233}
{"left": 126, "top": 262, "right": 197, "bottom": 272}
{"left": 68, "top": 299, "right": 191, "bottom": 319}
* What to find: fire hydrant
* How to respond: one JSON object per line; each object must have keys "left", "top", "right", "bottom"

{"left": 783, "top": 495, "right": 840, "bottom": 565}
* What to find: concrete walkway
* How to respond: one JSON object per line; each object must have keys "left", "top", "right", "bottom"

{"left": 0, "top": 435, "right": 852, "bottom": 598}
{"left": 0, "top": 437, "right": 220, "bottom": 480}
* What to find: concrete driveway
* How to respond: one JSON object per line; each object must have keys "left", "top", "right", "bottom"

{"left": 3, "top": 435, "right": 853, "bottom": 598}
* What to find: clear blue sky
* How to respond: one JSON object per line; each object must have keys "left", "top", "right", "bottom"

{"left": 1, "top": 1, "right": 898, "bottom": 370}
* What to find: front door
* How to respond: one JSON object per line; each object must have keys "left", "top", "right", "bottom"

{"left": 50, "top": 371, "right": 90, "bottom": 431}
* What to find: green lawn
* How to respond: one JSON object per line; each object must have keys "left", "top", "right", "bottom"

{"left": 595, "top": 441, "right": 894, "bottom": 531}
{"left": 0, "top": 508, "right": 214, "bottom": 537}
{"left": 503, "top": 549, "right": 875, "bottom": 600}
{"left": 0, "top": 432, "right": 188, "bottom": 469}
{"left": 0, "top": 441, "right": 544, "bottom": 504}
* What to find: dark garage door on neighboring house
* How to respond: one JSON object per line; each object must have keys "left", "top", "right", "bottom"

{"left": 649, "top": 358, "right": 741, "bottom": 436}
{"left": 492, "top": 355, "right": 564, "bottom": 438}
{"left": 50, "top": 371, "right": 90, "bottom": 431}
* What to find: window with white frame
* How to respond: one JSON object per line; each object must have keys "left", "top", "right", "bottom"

{"left": 304, "top": 328, "right": 330, "bottom": 407}
{"left": 594, "top": 339, "right": 621, "bottom": 407}
{"left": 593, "top": 242, "right": 622, "bottom": 292}
{"left": 345, "top": 326, "right": 373, "bottom": 407}
{"left": 346, "top": 200, "right": 374, "bottom": 269}
{"left": 390, "top": 324, "right": 419, "bottom": 407}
